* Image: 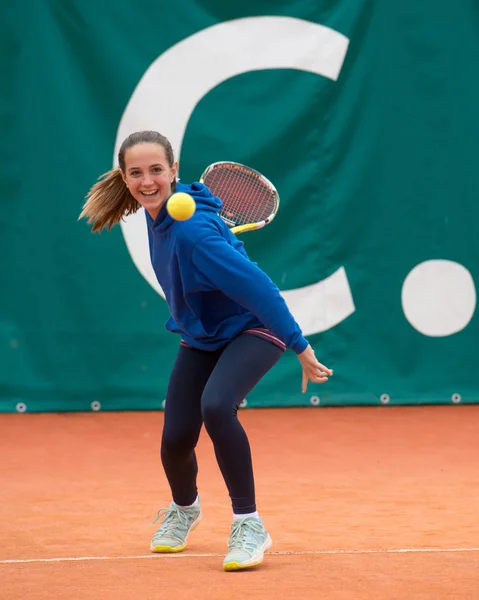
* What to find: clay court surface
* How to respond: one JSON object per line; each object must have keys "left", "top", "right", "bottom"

{"left": 1, "top": 405, "right": 478, "bottom": 599}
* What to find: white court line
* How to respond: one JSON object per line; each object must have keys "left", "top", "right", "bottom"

{"left": 1, "top": 547, "right": 479, "bottom": 565}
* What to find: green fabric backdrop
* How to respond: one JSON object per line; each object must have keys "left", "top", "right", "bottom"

{"left": 1, "top": 1, "right": 477, "bottom": 412}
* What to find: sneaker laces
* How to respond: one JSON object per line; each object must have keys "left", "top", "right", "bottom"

{"left": 228, "top": 518, "right": 266, "bottom": 554}
{"left": 148, "top": 505, "right": 192, "bottom": 542}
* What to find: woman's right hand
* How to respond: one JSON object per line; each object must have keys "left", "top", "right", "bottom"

{"left": 297, "top": 344, "right": 333, "bottom": 393}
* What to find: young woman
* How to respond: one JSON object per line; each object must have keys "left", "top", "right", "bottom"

{"left": 80, "top": 130, "right": 333, "bottom": 571}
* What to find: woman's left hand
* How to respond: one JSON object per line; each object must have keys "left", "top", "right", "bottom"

{"left": 297, "top": 344, "right": 333, "bottom": 393}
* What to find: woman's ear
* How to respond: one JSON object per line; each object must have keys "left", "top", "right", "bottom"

{"left": 171, "top": 161, "right": 179, "bottom": 182}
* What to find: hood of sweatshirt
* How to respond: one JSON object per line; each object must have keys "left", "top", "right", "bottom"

{"left": 148, "top": 182, "right": 222, "bottom": 233}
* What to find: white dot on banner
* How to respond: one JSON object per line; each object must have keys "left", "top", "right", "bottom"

{"left": 91, "top": 401, "right": 101, "bottom": 412}
{"left": 310, "top": 396, "right": 320, "bottom": 406}
{"left": 451, "top": 393, "right": 462, "bottom": 404}
{"left": 16, "top": 402, "right": 27, "bottom": 413}
{"left": 380, "top": 394, "right": 390, "bottom": 404}
{"left": 402, "top": 260, "right": 476, "bottom": 337}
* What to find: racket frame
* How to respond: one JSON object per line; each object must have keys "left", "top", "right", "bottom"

{"left": 199, "top": 161, "right": 280, "bottom": 234}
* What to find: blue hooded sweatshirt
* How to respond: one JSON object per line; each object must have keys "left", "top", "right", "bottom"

{"left": 145, "top": 182, "right": 308, "bottom": 354}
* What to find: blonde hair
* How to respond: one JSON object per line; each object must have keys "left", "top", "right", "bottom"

{"left": 79, "top": 168, "right": 140, "bottom": 232}
{"left": 79, "top": 130, "right": 176, "bottom": 232}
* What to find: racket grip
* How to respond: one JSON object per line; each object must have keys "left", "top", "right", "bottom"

{"left": 231, "top": 222, "right": 265, "bottom": 234}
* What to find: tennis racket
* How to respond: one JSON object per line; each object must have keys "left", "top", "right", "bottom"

{"left": 199, "top": 161, "right": 280, "bottom": 234}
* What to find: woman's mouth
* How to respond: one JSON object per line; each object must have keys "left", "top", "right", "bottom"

{"left": 140, "top": 190, "right": 159, "bottom": 198}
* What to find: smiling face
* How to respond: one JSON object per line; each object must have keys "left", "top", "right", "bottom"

{"left": 121, "top": 143, "right": 178, "bottom": 219}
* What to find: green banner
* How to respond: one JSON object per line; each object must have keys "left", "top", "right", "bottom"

{"left": 1, "top": 1, "right": 478, "bottom": 413}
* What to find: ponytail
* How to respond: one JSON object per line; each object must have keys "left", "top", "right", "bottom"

{"left": 79, "top": 168, "right": 140, "bottom": 232}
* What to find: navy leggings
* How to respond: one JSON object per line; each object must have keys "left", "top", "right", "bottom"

{"left": 161, "top": 333, "right": 284, "bottom": 514}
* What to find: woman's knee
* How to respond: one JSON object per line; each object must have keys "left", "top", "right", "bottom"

{"left": 201, "top": 392, "right": 237, "bottom": 432}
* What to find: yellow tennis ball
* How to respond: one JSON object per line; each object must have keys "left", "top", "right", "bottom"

{"left": 167, "top": 192, "right": 196, "bottom": 221}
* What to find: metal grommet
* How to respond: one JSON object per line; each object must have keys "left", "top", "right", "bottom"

{"left": 161, "top": 399, "right": 166, "bottom": 409}
{"left": 451, "top": 393, "right": 462, "bottom": 404}
{"left": 91, "top": 401, "right": 101, "bottom": 412}
{"left": 310, "top": 395, "right": 320, "bottom": 406}
{"left": 16, "top": 402, "right": 27, "bottom": 413}
{"left": 240, "top": 398, "right": 247, "bottom": 408}
{"left": 380, "top": 394, "right": 390, "bottom": 404}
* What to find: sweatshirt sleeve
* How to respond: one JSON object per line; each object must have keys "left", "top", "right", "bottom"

{"left": 191, "top": 234, "right": 309, "bottom": 354}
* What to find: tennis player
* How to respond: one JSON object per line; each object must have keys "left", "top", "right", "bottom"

{"left": 80, "top": 130, "right": 333, "bottom": 571}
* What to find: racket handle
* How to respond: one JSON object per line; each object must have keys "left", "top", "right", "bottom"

{"left": 231, "top": 222, "right": 266, "bottom": 234}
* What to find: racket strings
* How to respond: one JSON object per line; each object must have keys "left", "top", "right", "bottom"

{"left": 204, "top": 166, "right": 277, "bottom": 225}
